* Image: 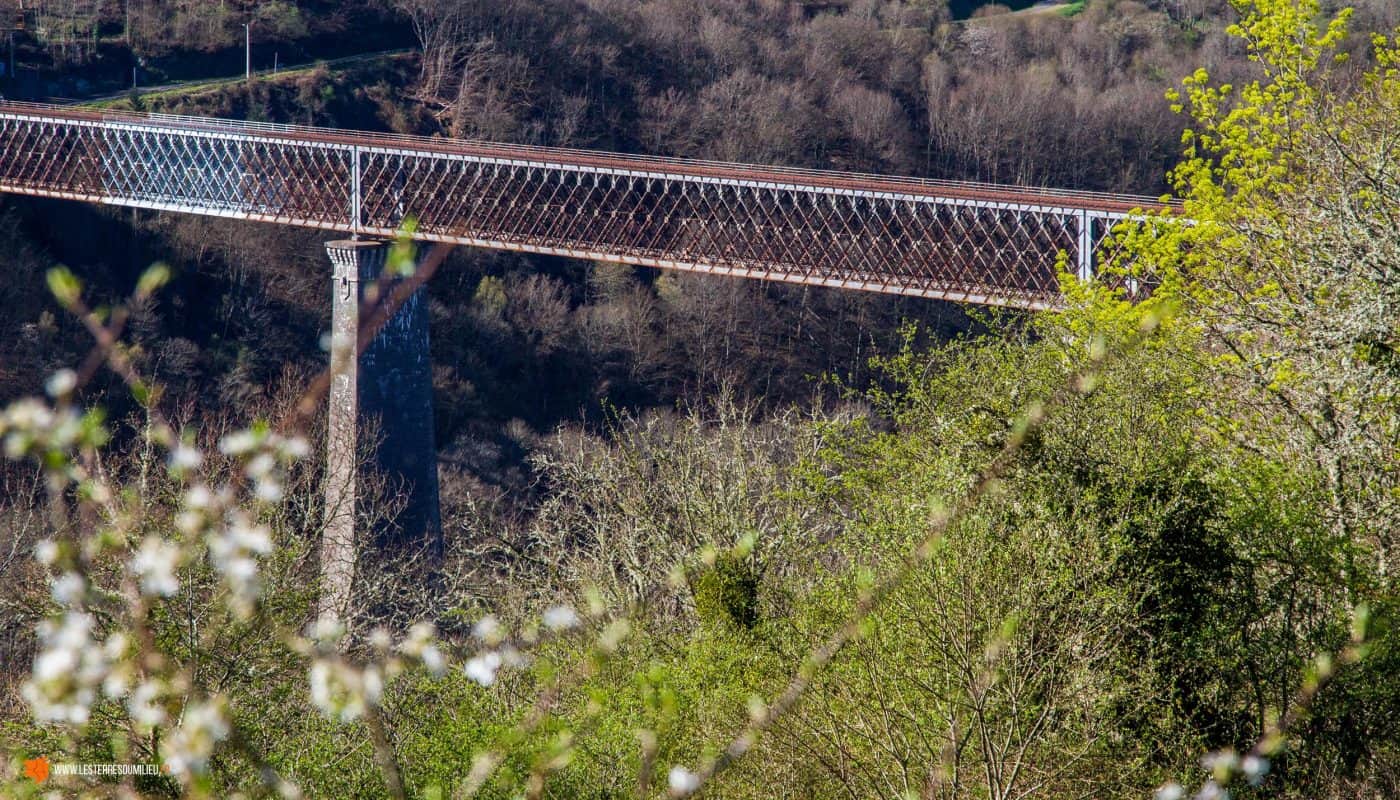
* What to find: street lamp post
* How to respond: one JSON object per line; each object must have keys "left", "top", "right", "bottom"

{"left": 243, "top": 23, "right": 252, "bottom": 82}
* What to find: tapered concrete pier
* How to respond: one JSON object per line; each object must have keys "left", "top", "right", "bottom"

{"left": 319, "top": 239, "right": 440, "bottom": 624}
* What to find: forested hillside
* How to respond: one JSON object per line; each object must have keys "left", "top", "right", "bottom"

{"left": 2, "top": 0, "right": 1357, "bottom": 484}
{"left": 2, "top": 1, "right": 1399, "bottom": 798}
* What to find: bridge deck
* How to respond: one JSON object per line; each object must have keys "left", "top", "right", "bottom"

{"left": 0, "top": 101, "right": 1170, "bottom": 309}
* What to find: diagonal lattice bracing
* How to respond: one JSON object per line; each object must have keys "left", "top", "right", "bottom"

{"left": 0, "top": 102, "right": 1173, "bottom": 310}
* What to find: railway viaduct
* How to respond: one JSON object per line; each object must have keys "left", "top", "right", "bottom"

{"left": 0, "top": 101, "right": 1169, "bottom": 619}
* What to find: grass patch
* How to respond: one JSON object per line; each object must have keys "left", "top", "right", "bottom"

{"left": 83, "top": 65, "right": 324, "bottom": 111}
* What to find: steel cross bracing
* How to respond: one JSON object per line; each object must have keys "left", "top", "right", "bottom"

{"left": 0, "top": 101, "right": 1171, "bottom": 310}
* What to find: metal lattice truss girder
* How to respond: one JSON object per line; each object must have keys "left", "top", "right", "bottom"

{"left": 0, "top": 102, "right": 1166, "bottom": 310}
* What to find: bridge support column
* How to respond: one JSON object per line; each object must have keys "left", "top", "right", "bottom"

{"left": 319, "top": 239, "right": 441, "bottom": 625}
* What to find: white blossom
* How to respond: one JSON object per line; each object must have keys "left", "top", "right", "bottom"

{"left": 208, "top": 512, "right": 273, "bottom": 616}
{"left": 280, "top": 436, "right": 311, "bottom": 460}
{"left": 103, "top": 637, "right": 128, "bottom": 658}
{"left": 34, "top": 539, "right": 58, "bottom": 565}
{"left": 667, "top": 765, "right": 701, "bottom": 796}
{"left": 1201, "top": 750, "right": 1239, "bottom": 773}
{"left": 50, "top": 572, "right": 85, "bottom": 605}
{"left": 168, "top": 444, "right": 203, "bottom": 471}
{"left": 254, "top": 479, "right": 285, "bottom": 503}
{"left": 2, "top": 401, "right": 86, "bottom": 454}
{"left": 543, "top": 604, "right": 580, "bottom": 631}
{"left": 472, "top": 615, "right": 503, "bottom": 643}
{"left": 175, "top": 512, "right": 204, "bottom": 536}
{"left": 23, "top": 611, "right": 114, "bottom": 725}
{"left": 3, "top": 398, "right": 56, "bottom": 456}
{"left": 163, "top": 698, "right": 230, "bottom": 777}
{"left": 101, "top": 633, "right": 130, "bottom": 696}
{"left": 309, "top": 659, "right": 382, "bottom": 722}
{"left": 33, "top": 644, "right": 78, "bottom": 685}
{"left": 363, "top": 667, "right": 383, "bottom": 705}
{"left": 1241, "top": 755, "right": 1269, "bottom": 786}
{"left": 499, "top": 645, "right": 529, "bottom": 669}
{"left": 5, "top": 397, "right": 53, "bottom": 427}
{"left": 309, "top": 617, "right": 345, "bottom": 646}
{"left": 246, "top": 452, "right": 276, "bottom": 480}
{"left": 1154, "top": 784, "right": 1185, "bottom": 800}
{"left": 86, "top": 479, "right": 113, "bottom": 504}
{"left": 464, "top": 652, "right": 503, "bottom": 687}
{"left": 403, "top": 622, "right": 435, "bottom": 649}
{"left": 399, "top": 623, "right": 447, "bottom": 676}
{"left": 184, "top": 485, "right": 216, "bottom": 510}
{"left": 309, "top": 661, "right": 333, "bottom": 712}
{"left": 45, "top": 369, "right": 78, "bottom": 399}
{"left": 130, "top": 536, "right": 181, "bottom": 597}
{"left": 421, "top": 645, "right": 446, "bottom": 676}
{"left": 127, "top": 680, "right": 167, "bottom": 727}
{"left": 227, "top": 514, "right": 273, "bottom": 553}
{"left": 218, "top": 430, "right": 260, "bottom": 457}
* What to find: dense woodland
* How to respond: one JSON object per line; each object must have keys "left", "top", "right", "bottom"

{"left": 2, "top": 0, "right": 1400, "bottom": 798}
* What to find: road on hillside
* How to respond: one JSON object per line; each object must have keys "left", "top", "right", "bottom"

{"left": 49, "top": 49, "right": 411, "bottom": 106}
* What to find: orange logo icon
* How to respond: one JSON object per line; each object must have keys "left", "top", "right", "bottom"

{"left": 23, "top": 756, "right": 50, "bottom": 783}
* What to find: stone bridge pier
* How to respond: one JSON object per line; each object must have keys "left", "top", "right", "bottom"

{"left": 318, "top": 239, "right": 441, "bottom": 625}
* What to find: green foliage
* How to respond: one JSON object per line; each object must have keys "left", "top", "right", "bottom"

{"left": 44, "top": 267, "right": 82, "bottom": 310}
{"left": 471, "top": 275, "right": 508, "bottom": 320}
{"left": 690, "top": 554, "right": 759, "bottom": 632}
{"left": 254, "top": 1, "right": 310, "bottom": 40}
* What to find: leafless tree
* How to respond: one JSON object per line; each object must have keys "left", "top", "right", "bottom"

{"left": 396, "top": 0, "right": 468, "bottom": 101}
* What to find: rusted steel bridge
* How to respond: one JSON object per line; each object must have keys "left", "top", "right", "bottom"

{"left": 0, "top": 101, "right": 1166, "bottom": 310}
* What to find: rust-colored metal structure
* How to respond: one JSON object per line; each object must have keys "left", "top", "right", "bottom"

{"left": 0, "top": 101, "right": 1169, "bottom": 310}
